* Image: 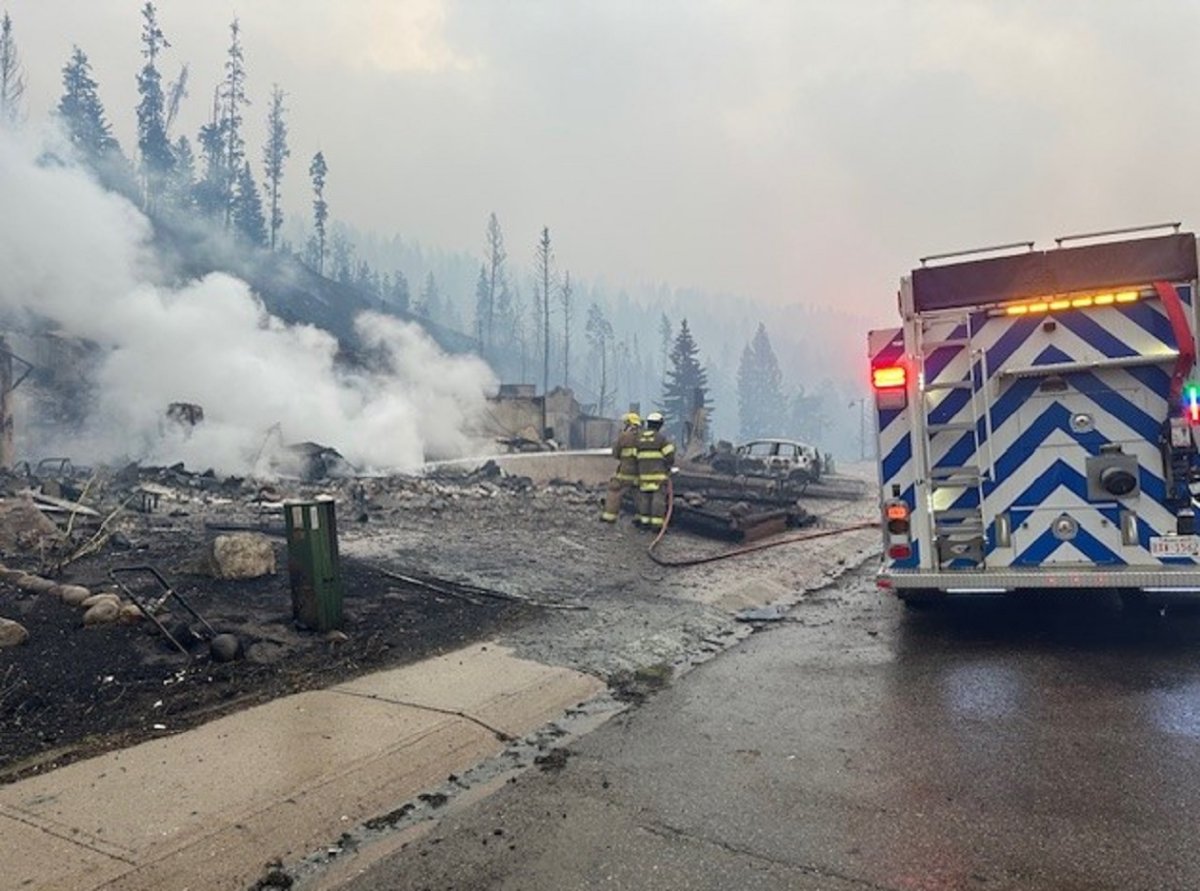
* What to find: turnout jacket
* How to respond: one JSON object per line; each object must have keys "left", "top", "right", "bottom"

{"left": 635, "top": 429, "right": 675, "bottom": 490}
{"left": 612, "top": 427, "right": 640, "bottom": 481}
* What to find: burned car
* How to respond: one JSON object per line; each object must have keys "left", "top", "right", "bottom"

{"left": 709, "top": 438, "right": 823, "bottom": 484}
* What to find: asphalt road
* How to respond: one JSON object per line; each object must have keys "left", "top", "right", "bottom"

{"left": 332, "top": 567, "right": 1200, "bottom": 891}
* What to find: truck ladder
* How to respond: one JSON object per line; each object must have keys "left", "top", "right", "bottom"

{"left": 915, "top": 310, "right": 992, "bottom": 568}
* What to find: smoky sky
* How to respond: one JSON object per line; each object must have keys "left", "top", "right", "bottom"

{"left": 9, "top": 0, "right": 1200, "bottom": 318}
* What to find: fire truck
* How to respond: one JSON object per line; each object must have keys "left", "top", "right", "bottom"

{"left": 870, "top": 223, "right": 1200, "bottom": 605}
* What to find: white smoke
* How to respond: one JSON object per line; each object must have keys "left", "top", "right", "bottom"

{"left": 0, "top": 127, "right": 497, "bottom": 475}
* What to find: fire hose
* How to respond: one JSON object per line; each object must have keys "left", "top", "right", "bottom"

{"left": 647, "top": 476, "right": 880, "bottom": 568}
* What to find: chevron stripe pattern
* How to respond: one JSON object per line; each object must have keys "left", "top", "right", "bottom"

{"left": 870, "top": 326, "right": 919, "bottom": 568}
{"left": 914, "top": 284, "right": 1194, "bottom": 569}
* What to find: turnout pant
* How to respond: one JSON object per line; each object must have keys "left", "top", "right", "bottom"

{"left": 636, "top": 483, "right": 667, "bottom": 528}
{"left": 602, "top": 476, "right": 636, "bottom": 522}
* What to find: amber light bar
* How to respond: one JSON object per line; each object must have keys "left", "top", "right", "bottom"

{"left": 1001, "top": 289, "right": 1140, "bottom": 316}
{"left": 872, "top": 365, "right": 906, "bottom": 389}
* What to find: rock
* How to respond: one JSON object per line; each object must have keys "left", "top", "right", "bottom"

{"left": 0, "top": 497, "right": 65, "bottom": 552}
{"left": 81, "top": 592, "right": 121, "bottom": 610}
{"left": 16, "top": 574, "right": 58, "bottom": 594}
{"left": 49, "top": 584, "right": 92, "bottom": 605}
{"left": 202, "top": 533, "right": 277, "bottom": 579}
{"left": 118, "top": 604, "right": 144, "bottom": 624}
{"left": 246, "top": 640, "right": 288, "bottom": 664}
{"left": 323, "top": 630, "right": 349, "bottom": 644}
{"left": 209, "top": 633, "right": 243, "bottom": 662}
{"left": 83, "top": 601, "right": 120, "bottom": 626}
{"left": 0, "top": 617, "right": 28, "bottom": 647}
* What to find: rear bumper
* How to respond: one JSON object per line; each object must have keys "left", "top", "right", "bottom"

{"left": 880, "top": 566, "right": 1200, "bottom": 593}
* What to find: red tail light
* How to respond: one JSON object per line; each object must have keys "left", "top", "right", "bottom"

{"left": 888, "top": 543, "right": 912, "bottom": 559}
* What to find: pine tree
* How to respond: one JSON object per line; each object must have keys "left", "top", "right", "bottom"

{"left": 309, "top": 150, "right": 328, "bottom": 274}
{"left": 232, "top": 161, "right": 267, "bottom": 247}
{"left": 417, "top": 272, "right": 442, "bottom": 321}
{"left": 560, "top": 270, "right": 574, "bottom": 388}
{"left": 262, "top": 85, "right": 289, "bottom": 250}
{"left": 585, "top": 302, "right": 614, "bottom": 415}
{"left": 0, "top": 11, "right": 25, "bottom": 128}
{"left": 662, "top": 318, "right": 710, "bottom": 442}
{"left": 484, "top": 213, "right": 506, "bottom": 353}
{"left": 167, "top": 135, "right": 195, "bottom": 209}
{"left": 390, "top": 270, "right": 411, "bottom": 313}
{"left": 135, "top": 2, "right": 173, "bottom": 210}
{"left": 58, "top": 47, "right": 120, "bottom": 161}
{"left": 537, "top": 227, "right": 554, "bottom": 404}
{"left": 194, "top": 88, "right": 225, "bottom": 217}
{"left": 219, "top": 19, "right": 249, "bottom": 228}
{"left": 736, "top": 322, "right": 786, "bottom": 439}
{"left": 658, "top": 314, "right": 671, "bottom": 381}
{"left": 473, "top": 264, "right": 489, "bottom": 347}
{"left": 330, "top": 232, "right": 353, "bottom": 284}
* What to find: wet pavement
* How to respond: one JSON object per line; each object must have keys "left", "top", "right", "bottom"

{"left": 331, "top": 567, "right": 1200, "bottom": 890}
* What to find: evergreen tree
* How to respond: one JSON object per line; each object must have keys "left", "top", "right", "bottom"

{"left": 585, "top": 302, "right": 614, "bottom": 415}
{"left": 473, "top": 264, "right": 489, "bottom": 347}
{"left": 560, "top": 270, "right": 574, "bottom": 389}
{"left": 330, "top": 232, "right": 353, "bottom": 284}
{"left": 789, "top": 384, "right": 832, "bottom": 446}
{"left": 232, "top": 161, "right": 267, "bottom": 246}
{"left": 662, "top": 318, "right": 710, "bottom": 442}
{"left": 417, "top": 272, "right": 442, "bottom": 321}
{"left": 58, "top": 47, "right": 120, "bottom": 162}
{"left": 135, "top": 2, "right": 173, "bottom": 210}
{"left": 164, "top": 62, "right": 188, "bottom": 136}
{"left": 194, "top": 89, "right": 225, "bottom": 218}
{"left": 167, "top": 134, "right": 195, "bottom": 209}
{"left": 0, "top": 11, "right": 24, "bottom": 128}
{"left": 737, "top": 322, "right": 786, "bottom": 439}
{"left": 309, "top": 150, "right": 328, "bottom": 274}
{"left": 483, "top": 213, "right": 506, "bottom": 352}
{"left": 219, "top": 19, "right": 249, "bottom": 228}
{"left": 658, "top": 313, "right": 671, "bottom": 381}
{"left": 390, "top": 270, "right": 411, "bottom": 313}
{"left": 536, "top": 226, "right": 554, "bottom": 401}
{"left": 262, "top": 84, "right": 289, "bottom": 250}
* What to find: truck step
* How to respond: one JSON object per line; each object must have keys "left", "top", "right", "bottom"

{"left": 929, "top": 466, "right": 982, "bottom": 488}
{"left": 921, "top": 337, "right": 971, "bottom": 351}
{"left": 923, "top": 380, "right": 974, "bottom": 392}
{"left": 933, "top": 508, "right": 985, "bottom": 520}
{"left": 935, "top": 521, "right": 985, "bottom": 535}
{"left": 926, "top": 421, "right": 976, "bottom": 434}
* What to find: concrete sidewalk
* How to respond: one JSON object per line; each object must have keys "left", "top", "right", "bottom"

{"left": 0, "top": 642, "right": 603, "bottom": 891}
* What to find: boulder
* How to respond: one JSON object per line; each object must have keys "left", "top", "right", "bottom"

{"left": 0, "top": 617, "right": 28, "bottom": 647}
{"left": 55, "top": 585, "right": 93, "bottom": 606}
{"left": 118, "top": 604, "right": 144, "bottom": 624}
{"left": 81, "top": 592, "right": 121, "bottom": 610}
{"left": 16, "top": 574, "right": 58, "bottom": 594}
{"left": 0, "top": 497, "right": 64, "bottom": 552}
{"left": 83, "top": 601, "right": 120, "bottom": 626}
{"left": 209, "top": 633, "right": 243, "bottom": 662}
{"left": 203, "top": 533, "right": 276, "bottom": 580}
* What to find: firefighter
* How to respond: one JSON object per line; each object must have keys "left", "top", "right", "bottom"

{"left": 601, "top": 412, "right": 641, "bottom": 523}
{"left": 635, "top": 410, "right": 675, "bottom": 530}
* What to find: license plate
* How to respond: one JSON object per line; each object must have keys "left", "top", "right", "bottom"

{"left": 1150, "top": 536, "right": 1200, "bottom": 557}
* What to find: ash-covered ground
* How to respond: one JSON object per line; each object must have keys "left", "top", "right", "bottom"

{"left": 0, "top": 459, "right": 878, "bottom": 785}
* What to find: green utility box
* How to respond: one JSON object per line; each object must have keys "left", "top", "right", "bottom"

{"left": 284, "top": 498, "right": 344, "bottom": 631}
